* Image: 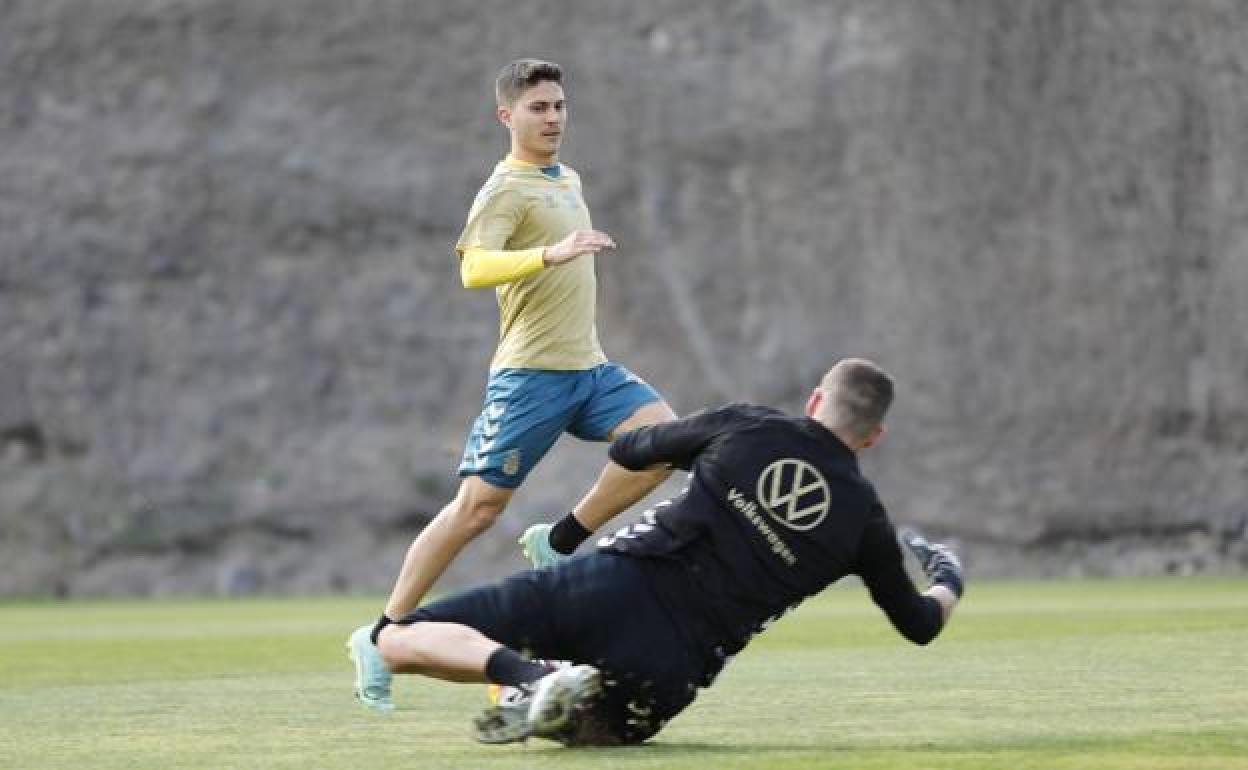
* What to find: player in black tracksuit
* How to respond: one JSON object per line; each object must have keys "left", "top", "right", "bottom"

{"left": 375, "top": 359, "right": 964, "bottom": 745}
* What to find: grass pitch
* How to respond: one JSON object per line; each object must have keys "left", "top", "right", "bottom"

{"left": 2, "top": 577, "right": 1246, "bottom": 769}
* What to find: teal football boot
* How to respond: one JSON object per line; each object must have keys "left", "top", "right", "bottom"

{"left": 518, "top": 522, "right": 573, "bottom": 569}
{"left": 346, "top": 624, "right": 394, "bottom": 713}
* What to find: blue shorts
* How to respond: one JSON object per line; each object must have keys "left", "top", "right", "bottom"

{"left": 403, "top": 552, "right": 705, "bottom": 744}
{"left": 458, "top": 363, "right": 662, "bottom": 488}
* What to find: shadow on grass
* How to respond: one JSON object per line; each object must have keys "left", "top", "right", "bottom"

{"left": 511, "top": 727, "right": 1248, "bottom": 761}
{"left": 517, "top": 740, "right": 853, "bottom": 759}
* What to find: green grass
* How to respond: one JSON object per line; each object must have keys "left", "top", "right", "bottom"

{"left": 2, "top": 577, "right": 1246, "bottom": 769}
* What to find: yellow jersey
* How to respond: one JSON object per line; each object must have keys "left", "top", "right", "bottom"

{"left": 456, "top": 156, "right": 607, "bottom": 371}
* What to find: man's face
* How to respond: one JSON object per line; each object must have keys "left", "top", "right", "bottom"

{"left": 499, "top": 80, "right": 566, "bottom": 162}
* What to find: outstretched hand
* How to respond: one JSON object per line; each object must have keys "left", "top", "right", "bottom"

{"left": 544, "top": 229, "right": 616, "bottom": 265}
{"left": 900, "top": 528, "right": 964, "bottom": 598}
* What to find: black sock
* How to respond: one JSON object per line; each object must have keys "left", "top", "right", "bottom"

{"left": 549, "top": 512, "right": 592, "bottom": 554}
{"left": 485, "top": 647, "right": 551, "bottom": 687}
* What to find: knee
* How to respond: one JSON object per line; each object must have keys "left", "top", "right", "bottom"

{"left": 377, "top": 630, "right": 403, "bottom": 671}
{"left": 377, "top": 625, "right": 430, "bottom": 673}
{"left": 450, "top": 494, "right": 507, "bottom": 537}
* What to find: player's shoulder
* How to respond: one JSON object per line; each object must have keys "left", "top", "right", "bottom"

{"left": 471, "top": 165, "right": 534, "bottom": 207}
{"left": 721, "top": 403, "right": 807, "bottom": 432}
{"left": 842, "top": 470, "right": 882, "bottom": 511}
{"left": 480, "top": 162, "right": 528, "bottom": 191}
{"left": 697, "top": 402, "right": 785, "bottom": 432}
{"left": 721, "top": 402, "right": 785, "bottom": 421}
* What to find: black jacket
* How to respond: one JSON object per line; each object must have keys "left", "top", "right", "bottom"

{"left": 600, "top": 403, "right": 943, "bottom": 679}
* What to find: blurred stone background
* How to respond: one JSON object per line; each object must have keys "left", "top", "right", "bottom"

{"left": 1, "top": 0, "right": 1245, "bottom": 596}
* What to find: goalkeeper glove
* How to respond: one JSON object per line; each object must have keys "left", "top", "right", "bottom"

{"left": 900, "top": 528, "right": 964, "bottom": 598}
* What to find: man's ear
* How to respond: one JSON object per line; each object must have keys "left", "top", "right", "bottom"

{"left": 496, "top": 104, "right": 512, "bottom": 129}
{"left": 804, "top": 388, "right": 823, "bottom": 418}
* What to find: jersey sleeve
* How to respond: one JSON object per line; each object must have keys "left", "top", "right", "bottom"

{"left": 460, "top": 247, "right": 546, "bottom": 288}
{"left": 608, "top": 405, "right": 745, "bottom": 472}
{"left": 455, "top": 184, "right": 528, "bottom": 256}
{"left": 855, "top": 508, "right": 944, "bottom": 645}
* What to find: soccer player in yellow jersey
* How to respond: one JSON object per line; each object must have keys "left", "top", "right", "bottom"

{"left": 347, "top": 59, "right": 678, "bottom": 712}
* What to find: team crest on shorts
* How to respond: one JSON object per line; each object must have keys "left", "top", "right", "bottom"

{"left": 502, "top": 449, "right": 522, "bottom": 477}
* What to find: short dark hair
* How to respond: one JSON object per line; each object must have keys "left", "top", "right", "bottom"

{"left": 821, "top": 358, "right": 894, "bottom": 441}
{"left": 495, "top": 59, "right": 563, "bottom": 106}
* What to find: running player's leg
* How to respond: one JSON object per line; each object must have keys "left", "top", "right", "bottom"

{"left": 380, "top": 476, "right": 514, "bottom": 622}
{"left": 522, "top": 364, "right": 677, "bottom": 565}
{"left": 572, "top": 398, "right": 678, "bottom": 532}
{"left": 383, "top": 368, "right": 578, "bottom": 618}
{"left": 348, "top": 475, "right": 514, "bottom": 712}
{"left": 568, "top": 365, "right": 678, "bottom": 535}
{"left": 350, "top": 369, "right": 579, "bottom": 711}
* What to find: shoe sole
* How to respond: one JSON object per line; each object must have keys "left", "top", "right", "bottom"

{"left": 473, "top": 705, "right": 532, "bottom": 744}
{"left": 528, "top": 665, "right": 602, "bottom": 735}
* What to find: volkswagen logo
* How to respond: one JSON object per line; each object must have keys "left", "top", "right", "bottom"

{"left": 756, "top": 458, "right": 830, "bottom": 531}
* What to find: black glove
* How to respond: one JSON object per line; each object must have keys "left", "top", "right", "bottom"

{"left": 369, "top": 614, "right": 396, "bottom": 646}
{"left": 900, "top": 528, "right": 964, "bottom": 598}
